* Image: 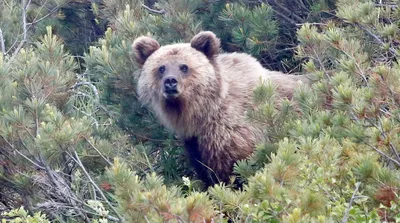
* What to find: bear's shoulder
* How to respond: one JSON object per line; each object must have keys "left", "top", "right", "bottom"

{"left": 217, "top": 52, "right": 261, "bottom": 68}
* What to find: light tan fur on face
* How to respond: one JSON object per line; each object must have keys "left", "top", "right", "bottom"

{"left": 133, "top": 31, "right": 310, "bottom": 184}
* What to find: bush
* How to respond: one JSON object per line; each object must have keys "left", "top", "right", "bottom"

{"left": 1, "top": 0, "right": 399, "bottom": 222}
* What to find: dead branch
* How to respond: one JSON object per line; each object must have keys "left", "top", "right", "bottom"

{"left": 0, "top": 28, "right": 5, "bottom": 56}
{"left": 71, "top": 81, "right": 100, "bottom": 102}
{"left": 85, "top": 137, "right": 113, "bottom": 166}
{"left": 68, "top": 150, "right": 124, "bottom": 222}
{"left": 341, "top": 182, "right": 361, "bottom": 223}
{"left": 368, "top": 143, "right": 400, "bottom": 167}
{"left": 264, "top": 0, "right": 305, "bottom": 25}
{"left": 27, "top": 5, "right": 61, "bottom": 26}
{"left": 1, "top": 135, "right": 45, "bottom": 170}
{"left": 356, "top": 23, "right": 398, "bottom": 56}
{"left": 141, "top": 3, "right": 165, "bottom": 14}
{"left": 11, "top": 0, "right": 32, "bottom": 59}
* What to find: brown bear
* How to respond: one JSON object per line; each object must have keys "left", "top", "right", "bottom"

{"left": 132, "top": 31, "right": 309, "bottom": 187}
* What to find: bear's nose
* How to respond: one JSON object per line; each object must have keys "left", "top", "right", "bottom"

{"left": 164, "top": 77, "right": 178, "bottom": 92}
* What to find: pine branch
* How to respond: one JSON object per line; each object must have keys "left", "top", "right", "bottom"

{"left": 370, "top": 118, "right": 400, "bottom": 162}
{"left": 311, "top": 45, "right": 332, "bottom": 80}
{"left": 2, "top": 135, "right": 91, "bottom": 222}
{"left": 352, "top": 112, "right": 400, "bottom": 167}
{"left": 330, "top": 43, "right": 368, "bottom": 84}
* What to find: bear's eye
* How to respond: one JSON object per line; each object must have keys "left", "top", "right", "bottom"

{"left": 158, "top": 65, "right": 166, "bottom": 74}
{"left": 180, "top": 64, "right": 188, "bottom": 73}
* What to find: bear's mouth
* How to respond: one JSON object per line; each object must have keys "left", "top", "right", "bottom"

{"left": 163, "top": 90, "right": 180, "bottom": 100}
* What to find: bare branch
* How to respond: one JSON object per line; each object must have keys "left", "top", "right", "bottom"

{"left": 27, "top": 5, "right": 61, "bottom": 27}
{"left": 5, "top": 37, "right": 19, "bottom": 55}
{"left": 341, "top": 182, "right": 361, "bottom": 223}
{"left": 375, "top": 118, "right": 400, "bottom": 162}
{"left": 0, "top": 28, "right": 5, "bottom": 56}
{"left": 296, "top": 0, "right": 310, "bottom": 12}
{"left": 11, "top": 0, "right": 31, "bottom": 59}
{"left": 375, "top": 3, "right": 398, "bottom": 8}
{"left": 141, "top": 3, "right": 165, "bottom": 14}
{"left": 71, "top": 81, "right": 100, "bottom": 102}
{"left": 265, "top": 0, "right": 305, "bottom": 24}
{"left": 27, "top": 0, "right": 50, "bottom": 25}
{"left": 37, "top": 153, "right": 91, "bottom": 223}
{"left": 23, "top": 0, "right": 32, "bottom": 41}
{"left": 368, "top": 143, "right": 400, "bottom": 167}
{"left": 272, "top": 10, "right": 298, "bottom": 26}
{"left": 1, "top": 135, "right": 45, "bottom": 170}
{"left": 68, "top": 150, "right": 124, "bottom": 222}
{"left": 356, "top": 23, "right": 398, "bottom": 56}
{"left": 85, "top": 137, "right": 113, "bottom": 166}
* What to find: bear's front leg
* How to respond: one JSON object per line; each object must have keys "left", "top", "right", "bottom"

{"left": 183, "top": 136, "right": 219, "bottom": 187}
{"left": 187, "top": 124, "right": 257, "bottom": 187}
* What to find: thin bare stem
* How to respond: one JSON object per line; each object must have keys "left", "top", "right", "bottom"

{"left": 367, "top": 118, "right": 400, "bottom": 164}
{"left": 141, "top": 3, "right": 165, "bottom": 14}
{"left": 356, "top": 23, "right": 398, "bottom": 56}
{"left": 1, "top": 136, "right": 44, "bottom": 170}
{"left": 26, "top": 0, "right": 61, "bottom": 26}
{"left": 71, "top": 81, "right": 100, "bottom": 102}
{"left": 368, "top": 143, "right": 400, "bottom": 167}
{"left": 265, "top": 0, "right": 305, "bottom": 24}
{"left": 84, "top": 137, "right": 113, "bottom": 166}
{"left": 0, "top": 28, "right": 5, "bottom": 55}
{"left": 68, "top": 150, "right": 123, "bottom": 222}
{"left": 11, "top": 0, "right": 32, "bottom": 59}
{"left": 341, "top": 182, "right": 361, "bottom": 223}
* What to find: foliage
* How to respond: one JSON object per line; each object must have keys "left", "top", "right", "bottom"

{"left": 1, "top": 207, "right": 50, "bottom": 223}
{"left": 0, "top": 26, "right": 126, "bottom": 222}
{"left": 1, "top": 0, "right": 400, "bottom": 222}
{"left": 105, "top": 158, "right": 216, "bottom": 222}
{"left": 202, "top": 0, "right": 338, "bottom": 71}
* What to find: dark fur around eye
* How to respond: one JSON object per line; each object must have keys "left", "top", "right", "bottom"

{"left": 180, "top": 64, "right": 188, "bottom": 73}
{"left": 159, "top": 65, "right": 166, "bottom": 73}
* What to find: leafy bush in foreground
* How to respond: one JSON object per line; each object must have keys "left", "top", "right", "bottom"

{"left": 1, "top": 0, "right": 400, "bottom": 222}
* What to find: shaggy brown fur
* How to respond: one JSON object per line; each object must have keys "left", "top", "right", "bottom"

{"left": 132, "top": 31, "right": 309, "bottom": 186}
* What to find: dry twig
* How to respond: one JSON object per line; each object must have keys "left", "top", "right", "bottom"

{"left": 11, "top": 0, "right": 32, "bottom": 58}
{"left": 68, "top": 150, "right": 124, "bottom": 222}
{"left": 341, "top": 182, "right": 361, "bottom": 223}
{"left": 0, "top": 28, "right": 5, "bottom": 55}
{"left": 141, "top": 3, "right": 165, "bottom": 14}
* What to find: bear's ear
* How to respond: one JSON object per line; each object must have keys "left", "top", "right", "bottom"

{"left": 132, "top": 36, "right": 160, "bottom": 66}
{"left": 190, "top": 31, "right": 220, "bottom": 60}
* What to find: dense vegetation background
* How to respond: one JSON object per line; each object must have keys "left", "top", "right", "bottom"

{"left": 0, "top": 0, "right": 399, "bottom": 222}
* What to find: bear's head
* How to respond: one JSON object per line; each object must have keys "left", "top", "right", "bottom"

{"left": 132, "top": 31, "right": 224, "bottom": 135}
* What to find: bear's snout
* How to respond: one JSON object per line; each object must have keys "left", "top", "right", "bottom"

{"left": 163, "top": 76, "right": 179, "bottom": 99}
